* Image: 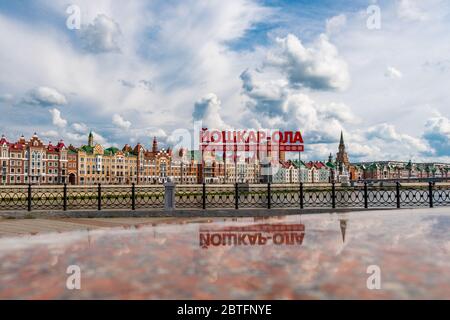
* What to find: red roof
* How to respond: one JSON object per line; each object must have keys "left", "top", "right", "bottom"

{"left": 0, "top": 135, "right": 8, "bottom": 145}
{"left": 279, "top": 161, "right": 291, "bottom": 169}
{"left": 47, "top": 143, "right": 58, "bottom": 152}
{"left": 9, "top": 143, "right": 24, "bottom": 151}
{"left": 56, "top": 140, "right": 65, "bottom": 149}
{"left": 315, "top": 161, "right": 326, "bottom": 169}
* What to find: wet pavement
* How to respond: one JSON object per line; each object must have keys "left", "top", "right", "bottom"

{"left": 0, "top": 208, "right": 449, "bottom": 299}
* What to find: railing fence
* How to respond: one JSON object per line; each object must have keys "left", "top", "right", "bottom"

{"left": 0, "top": 182, "right": 448, "bottom": 212}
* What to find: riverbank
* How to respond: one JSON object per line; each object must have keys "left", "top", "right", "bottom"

{"left": 0, "top": 207, "right": 396, "bottom": 220}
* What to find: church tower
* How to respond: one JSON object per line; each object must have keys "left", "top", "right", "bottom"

{"left": 152, "top": 136, "right": 158, "bottom": 153}
{"left": 88, "top": 131, "right": 94, "bottom": 147}
{"left": 336, "top": 131, "right": 349, "bottom": 173}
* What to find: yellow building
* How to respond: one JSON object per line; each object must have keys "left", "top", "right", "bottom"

{"left": 78, "top": 132, "right": 138, "bottom": 185}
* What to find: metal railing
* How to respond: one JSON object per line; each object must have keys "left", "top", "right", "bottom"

{"left": 0, "top": 182, "right": 448, "bottom": 212}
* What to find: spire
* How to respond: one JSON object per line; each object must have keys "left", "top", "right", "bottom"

{"left": 339, "top": 130, "right": 344, "bottom": 146}
{"left": 88, "top": 131, "right": 94, "bottom": 147}
{"left": 152, "top": 136, "right": 158, "bottom": 153}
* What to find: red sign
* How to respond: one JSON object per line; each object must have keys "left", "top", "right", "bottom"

{"left": 199, "top": 129, "right": 304, "bottom": 153}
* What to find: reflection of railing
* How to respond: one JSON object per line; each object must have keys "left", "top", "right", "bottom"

{"left": 0, "top": 182, "right": 448, "bottom": 212}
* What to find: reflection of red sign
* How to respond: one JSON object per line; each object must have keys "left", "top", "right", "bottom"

{"left": 199, "top": 224, "right": 305, "bottom": 249}
{"left": 200, "top": 129, "right": 304, "bottom": 153}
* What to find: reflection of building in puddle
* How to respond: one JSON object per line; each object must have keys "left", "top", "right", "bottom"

{"left": 339, "top": 219, "right": 347, "bottom": 243}
{"left": 253, "top": 216, "right": 286, "bottom": 222}
{"left": 199, "top": 223, "right": 305, "bottom": 249}
{"left": 195, "top": 222, "right": 305, "bottom": 283}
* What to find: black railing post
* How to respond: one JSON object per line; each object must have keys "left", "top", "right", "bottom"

{"left": 267, "top": 183, "right": 271, "bottom": 209}
{"left": 364, "top": 182, "right": 368, "bottom": 209}
{"left": 300, "top": 182, "right": 304, "bottom": 209}
{"left": 331, "top": 182, "right": 336, "bottom": 209}
{"left": 27, "top": 183, "right": 32, "bottom": 212}
{"left": 396, "top": 182, "right": 401, "bottom": 209}
{"left": 202, "top": 183, "right": 206, "bottom": 210}
{"left": 63, "top": 183, "right": 67, "bottom": 211}
{"left": 131, "top": 183, "right": 136, "bottom": 210}
{"left": 98, "top": 183, "right": 102, "bottom": 211}
{"left": 235, "top": 183, "right": 239, "bottom": 210}
{"left": 429, "top": 182, "right": 434, "bottom": 208}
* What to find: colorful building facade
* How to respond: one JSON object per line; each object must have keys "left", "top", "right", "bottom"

{"left": 0, "top": 132, "right": 448, "bottom": 185}
{"left": 0, "top": 134, "right": 68, "bottom": 185}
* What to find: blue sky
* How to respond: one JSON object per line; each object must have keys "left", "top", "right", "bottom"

{"left": 0, "top": 0, "right": 449, "bottom": 162}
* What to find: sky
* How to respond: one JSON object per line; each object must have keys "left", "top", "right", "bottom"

{"left": 0, "top": 0, "right": 449, "bottom": 163}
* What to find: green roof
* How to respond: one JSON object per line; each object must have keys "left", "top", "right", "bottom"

{"left": 104, "top": 147, "right": 119, "bottom": 156}
{"left": 291, "top": 160, "right": 306, "bottom": 169}
{"left": 369, "top": 163, "right": 379, "bottom": 170}
{"left": 80, "top": 145, "right": 93, "bottom": 154}
{"left": 325, "top": 161, "right": 335, "bottom": 169}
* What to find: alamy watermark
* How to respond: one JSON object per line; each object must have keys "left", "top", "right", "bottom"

{"left": 66, "top": 5, "right": 81, "bottom": 30}
{"left": 367, "top": 4, "right": 381, "bottom": 30}
{"left": 66, "top": 265, "right": 81, "bottom": 290}
{"left": 366, "top": 265, "right": 381, "bottom": 290}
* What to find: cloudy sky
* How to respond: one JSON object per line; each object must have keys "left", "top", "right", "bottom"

{"left": 0, "top": 0, "right": 449, "bottom": 162}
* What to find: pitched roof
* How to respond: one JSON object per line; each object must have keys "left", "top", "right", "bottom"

{"left": 0, "top": 135, "right": 8, "bottom": 145}
{"left": 315, "top": 161, "right": 326, "bottom": 169}
{"left": 80, "top": 145, "right": 94, "bottom": 154}
{"left": 326, "top": 161, "right": 335, "bottom": 169}
{"left": 104, "top": 147, "right": 119, "bottom": 156}
{"left": 291, "top": 160, "right": 306, "bottom": 168}
{"left": 9, "top": 143, "right": 23, "bottom": 151}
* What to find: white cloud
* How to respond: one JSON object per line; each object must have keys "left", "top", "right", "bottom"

{"left": 41, "top": 130, "right": 59, "bottom": 140}
{"left": 240, "top": 57, "right": 356, "bottom": 145}
{"left": 192, "top": 93, "right": 229, "bottom": 130}
{"left": 317, "top": 102, "right": 358, "bottom": 124}
{"left": 366, "top": 123, "right": 401, "bottom": 141}
{"left": 112, "top": 114, "right": 131, "bottom": 130}
{"left": 79, "top": 14, "right": 122, "bottom": 53}
{"left": 385, "top": 66, "right": 403, "bottom": 79}
{"left": 24, "top": 87, "right": 67, "bottom": 106}
{"left": 0, "top": 93, "right": 13, "bottom": 103}
{"left": 364, "top": 123, "right": 428, "bottom": 158}
{"left": 326, "top": 14, "right": 347, "bottom": 35}
{"left": 49, "top": 108, "right": 67, "bottom": 128}
{"left": 397, "top": 0, "right": 428, "bottom": 21}
{"left": 65, "top": 132, "right": 87, "bottom": 144}
{"left": 266, "top": 34, "right": 350, "bottom": 91}
{"left": 72, "top": 122, "right": 89, "bottom": 134}
{"left": 146, "top": 128, "right": 167, "bottom": 139}
{"left": 423, "top": 112, "right": 450, "bottom": 156}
